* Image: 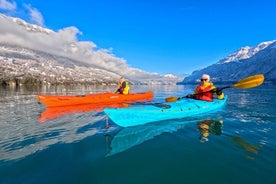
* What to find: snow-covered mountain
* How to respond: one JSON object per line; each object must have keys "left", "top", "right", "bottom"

{"left": 0, "top": 13, "right": 182, "bottom": 86}
{"left": 217, "top": 41, "right": 275, "bottom": 64}
{"left": 180, "top": 40, "right": 276, "bottom": 84}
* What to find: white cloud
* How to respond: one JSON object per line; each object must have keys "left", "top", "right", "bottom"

{"left": 24, "top": 4, "right": 44, "bottom": 26}
{"left": 0, "top": 13, "right": 181, "bottom": 83}
{"left": 0, "top": 2, "right": 136, "bottom": 78}
{"left": 0, "top": 14, "right": 130, "bottom": 74}
{"left": 0, "top": 0, "right": 16, "bottom": 11}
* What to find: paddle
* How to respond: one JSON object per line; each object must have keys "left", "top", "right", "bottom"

{"left": 130, "top": 101, "right": 171, "bottom": 109}
{"left": 165, "top": 74, "right": 265, "bottom": 103}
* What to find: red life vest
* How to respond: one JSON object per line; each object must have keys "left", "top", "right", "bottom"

{"left": 195, "top": 84, "right": 213, "bottom": 102}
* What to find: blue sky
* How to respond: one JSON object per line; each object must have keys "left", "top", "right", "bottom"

{"left": 1, "top": 0, "right": 276, "bottom": 76}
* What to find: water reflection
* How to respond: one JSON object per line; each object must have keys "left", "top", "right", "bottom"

{"left": 105, "top": 117, "right": 226, "bottom": 156}
{"left": 197, "top": 119, "right": 263, "bottom": 158}
{"left": 107, "top": 118, "right": 262, "bottom": 157}
{"left": 37, "top": 103, "right": 129, "bottom": 123}
{"left": 0, "top": 92, "right": 108, "bottom": 162}
{"left": 231, "top": 136, "right": 263, "bottom": 159}
{"left": 197, "top": 119, "right": 223, "bottom": 142}
{"left": 105, "top": 119, "right": 194, "bottom": 156}
{"left": 0, "top": 114, "right": 107, "bottom": 161}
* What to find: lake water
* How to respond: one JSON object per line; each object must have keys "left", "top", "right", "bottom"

{"left": 0, "top": 84, "right": 275, "bottom": 184}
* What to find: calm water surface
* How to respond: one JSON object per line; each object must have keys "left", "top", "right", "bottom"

{"left": 0, "top": 84, "right": 275, "bottom": 184}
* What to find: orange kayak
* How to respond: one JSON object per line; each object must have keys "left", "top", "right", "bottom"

{"left": 36, "top": 91, "right": 154, "bottom": 107}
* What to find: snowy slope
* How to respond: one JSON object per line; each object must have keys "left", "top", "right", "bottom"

{"left": 180, "top": 40, "right": 276, "bottom": 84}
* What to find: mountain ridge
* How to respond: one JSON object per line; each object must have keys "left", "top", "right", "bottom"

{"left": 180, "top": 40, "right": 276, "bottom": 84}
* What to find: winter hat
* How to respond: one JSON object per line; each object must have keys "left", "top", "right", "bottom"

{"left": 201, "top": 74, "right": 210, "bottom": 82}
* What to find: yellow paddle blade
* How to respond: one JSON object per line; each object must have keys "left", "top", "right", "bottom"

{"left": 165, "top": 96, "right": 179, "bottom": 103}
{"left": 231, "top": 74, "right": 264, "bottom": 89}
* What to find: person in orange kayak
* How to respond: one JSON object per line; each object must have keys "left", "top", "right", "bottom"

{"left": 115, "top": 77, "right": 130, "bottom": 94}
{"left": 188, "top": 74, "right": 224, "bottom": 101}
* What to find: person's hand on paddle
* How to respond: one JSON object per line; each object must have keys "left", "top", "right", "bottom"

{"left": 186, "top": 94, "right": 196, "bottom": 99}
{"left": 215, "top": 88, "right": 222, "bottom": 95}
{"left": 211, "top": 88, "right": 222, "bottom": 95}
{"left": 115, "top": 88, "right": 123, "bottom": 94}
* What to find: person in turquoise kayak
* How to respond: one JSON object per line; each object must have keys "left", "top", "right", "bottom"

{"left": 115, "top": 77, "right": 130, "bottom": 94}
{"left": 188, "top": 74, "right": 224, "bottom": 101}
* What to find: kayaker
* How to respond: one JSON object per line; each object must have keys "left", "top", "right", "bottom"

{"left": 188, "top": 74, "right": 224, "bottom": 101}
{"left": 195, "top": 74, "right": 224, "bottom": 101}
{"left": 115, "top": 77, "right": 130, "bottom": 94}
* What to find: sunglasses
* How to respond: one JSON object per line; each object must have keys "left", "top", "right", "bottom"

{"left": 201, "top": 79, "right": 208, "bottom": 82}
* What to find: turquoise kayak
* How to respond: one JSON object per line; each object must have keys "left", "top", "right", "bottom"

{"left": 104, "top": 96, "right": 227, "bottom": 127}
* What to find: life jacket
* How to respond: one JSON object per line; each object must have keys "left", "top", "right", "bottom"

{"left": 195, "top": 83, "right": 214, "bottom": 102}
{"left": 119, "top": 81, "right": 130, "bottom": 94}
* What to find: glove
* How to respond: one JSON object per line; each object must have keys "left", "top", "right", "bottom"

{"left": 215, "top": 88, "right": 222, "bottom": 95}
